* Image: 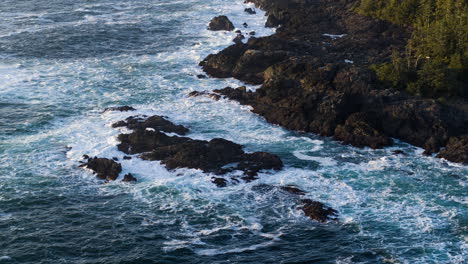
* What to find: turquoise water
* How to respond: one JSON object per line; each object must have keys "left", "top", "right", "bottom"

{"left": 0, "top": 1, "right": 466, "bottom": 263}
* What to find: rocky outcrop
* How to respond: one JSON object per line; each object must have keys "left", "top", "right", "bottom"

{"left": 81, "top": 157, "right": 122, "bottom": 181}
{"left": 300, "top": 199, "right": 338, "bottom": 223}
{"left": 437, "top": 135, "right": 468, "bottom": 164}
{"left": 208, "top": 16, "right": 235, "bottom": 31}
{"left": 114, "top": 115, "right": 283, "bottom": 182}
{"left": 112, "top": 115, "right": 189, "bottom": 135}
{"left": 199, "top": 0, "right": 468, "bottom": 162}
{"left": 334, "top": 112, "right": 393, "bottom": 149}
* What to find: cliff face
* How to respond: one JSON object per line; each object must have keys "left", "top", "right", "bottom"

{"left": 200, "top": 0, "right": 468, "bottom": 163}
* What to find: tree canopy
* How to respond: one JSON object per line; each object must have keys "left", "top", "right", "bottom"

{"left": 356, "top": 0, "right": 467, "bottom": 99}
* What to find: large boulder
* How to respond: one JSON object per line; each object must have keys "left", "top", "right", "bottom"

{"left": 208, "top": 16, "right": 235, "bottom": 31}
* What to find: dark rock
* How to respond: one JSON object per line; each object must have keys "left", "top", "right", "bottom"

{"left": 280, "top": 186, "right": 306, "bottom": 195}
{"left": 123, "top": 156, "right": 132, "bottom": 160}
{"left": 233, "top": 34, "right": 245, "bottom": 44}
{"left": 82, "top": 157, "right": 122, "bottom": 181}
{"left": 244, "top": 8, "right": 256, "bottom": 14}
{"left": 115, "top": 119, "right": 283, "bottom": 179}
{"left": 140, "top": 138, "right": 244, "bottom": 172}
{"left": 112, "top": 115, "right": 189, "bottom": 135}
{"left": 103, "top": 106, "right": 136, "bottom": 112}
{"left": 249, "top": 31, "right": 256, "bottom": 35}
{"left": 122, "top": 173, "right": 137, "bottom": 182}
{"left": 437, "top": 135, "right": 468, "bottom": 164}
{"left": 300, "top": 199, "right": 338, "bottom": 222}
{"left": 235, "top": 29, "right": 242, "bottom": 34}
{"left": 197, "top": 74, "right": 207, "bottom": 79}
{"left": 82, "top": 154, "right": 90, "bottom": 160}
{"left": 212, "top": 177, "right": 227, "bottom": 187}
{"left": 201, "top": 0, "right": 468, "bottom": 164}
{"left": 188, "top": 90, "right": 221, "bottom": 101}
{"left": 243, "top": 22, "right": 248, "bottom": 28}
{"left": 392, "top": 150, "right": 406, "bottom": 155}
{"left": 208, "top": 15, "right": 235, "bottom": 31}
{"left": 112, "top": 157, "right": 119, "bottom": 161}
{"left": 334, "top": 112, "right": 393, "bottom": 149}
{"left": 200, "top": 45, "right": 289, "bottom": 84}
{"left": 238, "top": 152, "right": 283, "bottom": 172}
{"left": 265, "top": 14, "right": 280, "bottom": 27}
{"left": 118, "top": 129, "right": 191, "bottom": 154}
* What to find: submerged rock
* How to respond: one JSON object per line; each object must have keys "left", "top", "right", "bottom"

{"left": 188, "top": 90, "right": 221, "bottom": 101}
{"left": 81, "top": 157, "right": 122, "bottom": 181}
{"left": 251, "top": 184, "right": 337, "bottom": 222}
{"left": 103, "top": 106, "right": 136, "bottom": 112}
{"left": 280, "top": 186, "right": 306, "bottom": 195}
{"left": 122, "top": 173, "right": 137, "bottom": 182}
{"left": 212, "top": 177, "right": 227, "bottom": 187}
{"left": 208, "top": 16, "right": 235, "bottom": 31}
{"left": 244, "top": 8, "right": 256, "bottom": 14}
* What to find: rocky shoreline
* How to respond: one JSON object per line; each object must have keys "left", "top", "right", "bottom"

{"left": 200, "top": 0, "right": 468, "bottom": 164}
{"left": 77, "top": 0, "right": 466, "bottom": 224}
{"left": 79, "top": 107, "right": 337, "bottom": 222}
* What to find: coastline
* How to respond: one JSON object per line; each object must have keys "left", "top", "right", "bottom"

{"left": 200, "top": 0, "right": 468, "bottom": 164}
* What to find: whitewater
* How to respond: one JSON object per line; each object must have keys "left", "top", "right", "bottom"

{"left": 0, "top": 0, "right": 466, "bottom": 263}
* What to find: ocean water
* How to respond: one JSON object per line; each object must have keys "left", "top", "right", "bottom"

{"left": 0, "top": 0, "right": 466, "bottom": 263}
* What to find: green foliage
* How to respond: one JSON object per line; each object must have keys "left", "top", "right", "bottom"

{"left": 356, "top": 0, "right": 468, "bottom": 99}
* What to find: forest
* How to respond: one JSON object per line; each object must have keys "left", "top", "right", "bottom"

{"left": 355, "top": 0, "right": 467, "bottom": 100}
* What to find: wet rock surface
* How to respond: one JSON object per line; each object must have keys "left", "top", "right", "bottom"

{"left": 208, "top": 15, "right": 235, "bottom": 31}
{"left": 103, "top": 106, "right": 136, "bottom": 112}
{"left": 122, "top": 173, "right": 137, "bottom": 182}
{"left": 437, "top": 135, "right": 468, "bottom": 164}
{"left": 81, "top": 157, "right": 122, "bottom": 181}
{"left": 112, "top": 115, "right": 189, "bottom": 135}
{"left": 300, "top": 199, "right": 338, "bottom": 223}
{"left": 244, "top": 8, "right": 256, "bottom": 15}
{"left": 200, "top": 0, "right": 468, "bottom": 163}
{"left": 114, "top": 115, "right": 283, "bottom": 181}
{"left": 188, "top": 90, "right": 221, "bottom": 101}
{"left": 252, "top": 184, "right": 338, "bottom": 222}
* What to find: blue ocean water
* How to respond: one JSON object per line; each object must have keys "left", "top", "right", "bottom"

{"left": 0, "top": 0, "right": 466, "bottom": 263}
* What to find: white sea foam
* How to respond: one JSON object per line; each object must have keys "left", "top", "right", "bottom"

{"left": 323, "top": 33, "right": 347, "bottom": 39}
{"left": 293, "top": 150, "right": 338, "bottom": 166}
{"left": 0, "top": 256, "right": 12, "bottom": 261}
